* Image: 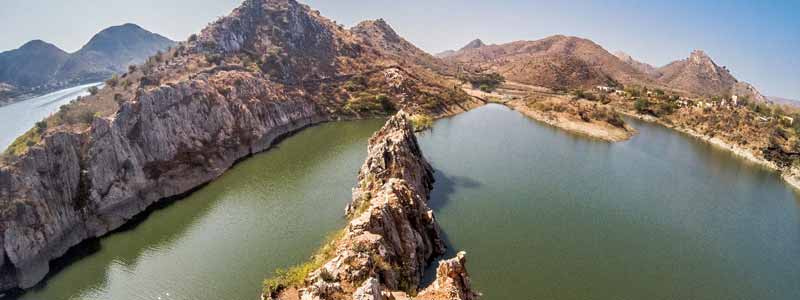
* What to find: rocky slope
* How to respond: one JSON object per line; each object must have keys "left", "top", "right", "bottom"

{"left": 0, "top": 0, "right": 478, "bottom": 292}
{"left": 444, "top": 35, "right": 654, "bottom": 90}
{"left": 57, "top": 23, "right": 176, "bottom": 82}
{"left": 266, "top": 112, "right": 477, "bottom": 300}
{"left": 0, "top": 24, "right": 174, "bottom": 105}
{"left": 656, "top": 50, "right": 738, "bottom": 95}
{"left": 614, "top": 51, "right": 660, "bottom": 77}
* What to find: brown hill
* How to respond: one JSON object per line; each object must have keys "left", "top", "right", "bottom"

{"left": 444, "top": 35, "right": 653, "bottom": 90}
{"left": 656, "top": 50, "right": 738, "bottom": 96}
{"left": 614, "top": 51, "right": 660, "bottom": 77}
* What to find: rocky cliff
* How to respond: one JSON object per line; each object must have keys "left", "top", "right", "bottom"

{"left": 0, "top": 70, "right": 328, "bottom": 290}
{"left": 0, "top": 0, "right": 478, "bottom": 292}
{"left": 266, "top": 112, "right": 477, "bottom": 300}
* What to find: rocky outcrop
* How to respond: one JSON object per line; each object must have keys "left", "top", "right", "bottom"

{"left": 0, "top": 70, "right": 328, "bottom": 291}
{"left": 269, "top": 112, "right": 477, "bottom": 300}
{"left": 0, "top": 0, "right": 480, "bottom": 293}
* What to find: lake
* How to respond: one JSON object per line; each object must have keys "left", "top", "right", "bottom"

{"left": 0, "top": 83, "right": 102, "bottom": 151}
{"left": 10, "top": 104, "right": 800, "bottom": 300}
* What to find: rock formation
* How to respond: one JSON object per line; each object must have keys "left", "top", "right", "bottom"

{"left": 0, "top": 0, "right": 478, "bottom": 292}
{"left": 267, "top": 112, "right": 477, "bottom": 300}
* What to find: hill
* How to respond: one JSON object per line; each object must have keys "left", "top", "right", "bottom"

{"left": 444, "top": 35, "right": 654, "bottom": 90}
{"left": 0, "top": 24, "right": 174, "bottom": 105}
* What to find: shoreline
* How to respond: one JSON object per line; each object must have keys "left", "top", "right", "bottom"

{"left": 620, "top": 110, "right": 800, "bottom": 192}
{"left": 504, "top": 100, "right": 636, "bottom": 142}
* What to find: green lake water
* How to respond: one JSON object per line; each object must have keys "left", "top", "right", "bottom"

{"left": 10, "top": 104, "right": 800, "bottom": 300}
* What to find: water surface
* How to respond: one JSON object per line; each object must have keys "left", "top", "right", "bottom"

{"left": 14, "top": 119, "right": 386, "bottom": 300}
{"left": 419, "top": 104, "right": 800, "bottom": 300}
{"left": 10, "top": 104, "right": 800, "bottom": 300}
{"left": 0, "top": 83, "right": 102, "bottom": 150}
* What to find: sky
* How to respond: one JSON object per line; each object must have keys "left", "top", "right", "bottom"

{"left": 1, "top": 0, "right": 798, "bottom": 99}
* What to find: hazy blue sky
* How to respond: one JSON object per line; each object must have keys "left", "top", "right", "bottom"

{"left": 1, "top": 0, "right": 797, "bottom": 99}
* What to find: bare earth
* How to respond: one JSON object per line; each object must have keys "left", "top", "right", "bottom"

{"left": 464, "top": 82, "right": 636, "bottom": 142}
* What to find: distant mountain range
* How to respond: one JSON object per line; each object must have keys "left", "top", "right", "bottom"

{"left": 768, "top": 96, "right": 800, "bottom": 107}
{"left": 0, "top": 23, "right": 174, "bottom": 105}
{"left": 439, "top": 37, "right": 767, "bottom": 102}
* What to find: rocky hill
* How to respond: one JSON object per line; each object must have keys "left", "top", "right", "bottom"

{"left": 56, "top": 23, "right": 176, "bottom": 82}
{"left": 0, "top": 24, "right": 174, "bottom": 105}
{"left": 264, "top": 112, "right": 478, "bottom": 300}
{"left": 614, "top": 51, "right": 660, "bottom": 77}
{"left": 0, "top": 0, "right": 478, "bottom": 293}
{"left": 444, "top": 35, "right": 654, "bottom": 90}
{"left": 0, "top": 40, "right": 70, "bottom": 88}
{"left": 459, "top": 39, "right": 486, "bottom": 51}
{"left": 656, "top": 50, "right": 737, "bottom": 95}
{"left": 446, "top": 36, "right": 768, "bottom": 101}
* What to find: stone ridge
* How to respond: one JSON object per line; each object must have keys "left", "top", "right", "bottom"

{"left": 273, "top": 112, "right": 477, "bottom": 300}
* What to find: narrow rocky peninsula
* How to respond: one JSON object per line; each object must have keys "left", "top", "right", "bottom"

{"left": 0, "top": 0, "right": 481, "bottom": 292}
{"left": 265, "top": 112, "right": 478, "bottom": 300}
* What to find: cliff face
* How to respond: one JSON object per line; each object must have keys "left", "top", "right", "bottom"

{"left": 0, "top": 0, "right": 478, "bottom": 292}
{"left": 0, "top": 70, "right": 326, "bottom": 290}
{"left": 271, "top": 112, "right": 477, "bottom": 300}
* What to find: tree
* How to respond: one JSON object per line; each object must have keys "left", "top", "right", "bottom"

{"left": 35, "top": 121, "right": 47, "bottom": 133}
{"left": 88, "top": 86, "right": 100, "bottom": 95}
{"left": 634, "top": 97, "right": 650, "bottom": 113}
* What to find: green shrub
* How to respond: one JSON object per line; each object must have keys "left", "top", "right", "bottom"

{"left": 634, "top": 97, "right": 651, "bottom": 114}
{"left": 262, "top": 229, "right": 345, "bottom": 298}
{"left": 345, "top": 93, "right": 394, "bottom": 114}
{"left": 88, "top": 86, "right": 100, "bottom": 95}
{"left": 4, "top": 128, "right": 42, "bottom": 157}
{"left": 35, "top": 120, "right": 47, "bottom": 133}
{"left": 409, "top": 114, "right": 434, "bottom": 132}
{"left": 459, "top": 72, "right": 504, "bottom": 92}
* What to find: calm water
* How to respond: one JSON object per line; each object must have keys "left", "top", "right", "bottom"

{"left": 9, "top": 104, "right": 800, "bottom": 300}
{"left": 14, "top": 119, "right": 386, "bottom": 300}
{"left": 419, "top": 104, "right": 800, "bottom": 300}
{"left": 0, "top": 83, "right": 102, "bottom": 150}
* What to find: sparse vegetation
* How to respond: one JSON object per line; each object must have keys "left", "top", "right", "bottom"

{"left": 106, "top": 74, "right": 120, "bottom": 88}
{"left": 409, "top": 114, "right": 434, "bottom": 132}
{"left": 460, "top": 72, "right": 505, "bottom": 92}
{"left": 88, "top": 86, "right": 100, "bottom": 95}
{"left": 345, "top": 93, "right": 395, "bottom": 114}
{"left": 262, "top": 229, "right": 345, "bottom": 298}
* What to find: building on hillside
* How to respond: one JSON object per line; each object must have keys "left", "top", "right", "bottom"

{"left": 596, "top": 86, "right": 614, "bottom": 92}
{"left": 781, "top": 116, "right": 795, "bottom": 125}
{"left": 732, "top": 95, "right": 739, "bottom": 106}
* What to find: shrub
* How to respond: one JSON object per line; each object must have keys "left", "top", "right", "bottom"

{"left": 205, "top": 53, "right": 223, "bottom": 65}
{"left": 188, "top": 34, "right": 198, "bottom": 42}
{"left": 606, "top": 112, "right": 626, "bottom": 128}
{"left": 106, "top": 75, "right": 120, "bottom": 88}
{"left": 460, "top": 72, "right": 505, "bottom": 92}
{"left": 345, "top": 93, "right": 394, "bottom": 114}
{"left": 128, "top": 65, "right": 137, "bottom": 73}
{"left": 262, "top": 229, "right": 344, "bottom": 298}
{"left": 657, "top": 101, "right": 677, "bottom": 115}
{"left": 4, "top": 127, "right": 43, "bottom": 157}
{"left": 88, "top": 86, "right": 100, "bottom": 95}
{"left": 409, "top": 114, "right": 434, "bottom": 132}
{"left": 634, "top": 97, "right": 651, "bottom": 114}
{"left": 35, "top": 120, "right": 47, "bottom": 133}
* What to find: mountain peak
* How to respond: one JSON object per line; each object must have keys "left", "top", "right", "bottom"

{"left": 354, "top": 18, "right": 401, "bottom": 41}
{"left": 459, "top": 39, "right": 485, "bottom": 51}
{"left": 689, "top": 49, "right": 712, "bottom": 63}
{"left": 18, "top": 40, "right": 64, "bottom": 53}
